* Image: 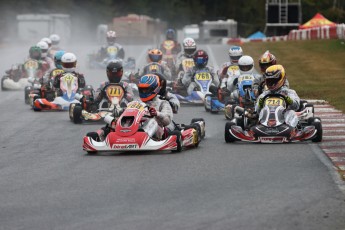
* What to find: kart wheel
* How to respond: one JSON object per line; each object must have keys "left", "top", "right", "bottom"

{"left": 171, "top": 131, "right": 182, "bottom": 153}
{"left": 69, "top": 103, "right": 75, "bottom": 121}
{"left": 73, "top": 104, "right": 83, "bottom": 124}
{"left": 24, "top": 87, "right": 31, "bottom": 104}
{"left": 204, "top": 104, "right": 210, "bottom": 112}
{"left": 1, "top": 77, "right": 7, "bottom": 91}
{"left": 225, "top": 122, "right": 237, "bottom": 143}
{"left": 310, "top": 117, "right": 322, "bottom": 142}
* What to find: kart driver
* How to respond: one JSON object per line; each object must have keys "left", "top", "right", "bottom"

{"left": 98, "top": 30, "right": 125, "bottom": 61}
{"left": 256, "top": 64, "right": 300, "bottom": 114}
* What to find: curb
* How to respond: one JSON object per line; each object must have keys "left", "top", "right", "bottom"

{"left": 307, "top": 99, "right": 345, "bottom": 180}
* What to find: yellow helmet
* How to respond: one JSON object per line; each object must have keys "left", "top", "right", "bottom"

{"left": 264, "top": 64, "right": 286, "bottom": 91}
{"left": 147, "top": 49, "right": 163, "bottom": 63}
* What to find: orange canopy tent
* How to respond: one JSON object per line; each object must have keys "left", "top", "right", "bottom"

{"left": 299, "top": 13, "right": 337, "bottom": 29}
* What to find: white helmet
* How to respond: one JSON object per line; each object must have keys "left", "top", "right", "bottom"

{"left": 106, "top": 30, "right": 116, "bottom": 45}
{"left": 37, "top": 41, "right": 49, "bottom": 58}
{"left": 41, "top": 37, "right": 52, "bottom": 47}
{"left": 183, "top": 37, "right": 196, "bottom": 57}
{"left": 228, "top": 46, "right": 243, "bottom": 64}
{"left": 61, "top": 52, "right": 77, "bottom": 72}
{"left": 49, "top": 34, "right": 60, "bottom": 45}
{"left": 238, "top": 55, "right": 254, "bottom": 74}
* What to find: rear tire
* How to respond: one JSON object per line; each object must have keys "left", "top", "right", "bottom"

{"left": 225, "top": 122, "right": 237, "bottom": 143}
{"left": 73, "top": 104, "right": 83, "bottom": 124}
{"left": 311, "top": 117, "right": 322, "bottom": 142}
{"left": 1, "top": 77, "right": 7, "bottom": 91}
{"left": 190, "top": 124, "right": 201, "bottom": 147}
{"left": 171, "top": 131, "right": 182, "bottom": 153}
{"left": 24, "top": 86, "right": 31, "bottom": 104}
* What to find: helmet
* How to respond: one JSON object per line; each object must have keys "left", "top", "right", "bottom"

{"left": 166, "top": 29, "right": 176, "bottom": 40}
{"left": 41, "top": 37, "right": 52, "bottom": 48}
{"left": 228, "top": 46, "right": 243, "bottom": 64}
{"left": 106, "top": 30, "right": 116, "bottom": 45}
{"left": 238, "top": 55, "right": 254, "bottom": 74}
{"left": 193, "top": 50, "right": 208, "bottom": 68}
{"left": 54, "top": 50, "right": 65, "bottom": 69}
{"left": 106, "top": 60, "right": 123, "bottom": 83}
{"left": 29, "top": 46, "right": 42, "bottom": 60}
{"left": 61, "top": 52, "right": 77, "bottom": 72}
{"left": 183, "top": 37, "right": 196, "bottom": 57}
{"left": 148, "top": 49, "right": 163, "bottom": 63}
{"left": 259, "top": 50, "right": 277, "bottom": 73}
{"left": 36, "top": 41, "right": 49, "bottom": 58}
{"left": 49, "top": 34, "right": 60, "bottom": 46}
{"left": 265, "top": 64, "right": 286, "bottom": 91}
{"left": 138, "top": 74, "right": 161, "bottom": 102}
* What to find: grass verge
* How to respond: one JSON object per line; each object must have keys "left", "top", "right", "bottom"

{"left": 241, "top": 39, "right": 345, "bottom": 113}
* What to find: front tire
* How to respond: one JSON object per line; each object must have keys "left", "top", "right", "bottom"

{"left": 225, "top": 122, "right": 237, "bottom": 143}
{"left": 171, "top": 131, "right": 182, "bottom": 153}
{"left": 310, "top": 117, "right": 322, "bottom": 142}
{"left": 72, "top": 104, "right": 83, "bottom": 124}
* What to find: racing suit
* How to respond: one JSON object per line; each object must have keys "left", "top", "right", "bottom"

{"left": 160, "top": 40, "right": 181, "bottom": 55}
{"left": 42, "top": 56, "right": 55, "bottom": 72}
{"left": 99, "top": 44, "right": 125, "bottom": 60}
{"left": 218, "top": 61, "right": 239, "bottom": 89}
{"left": 182, "top": 66, "right": 219, "bottom": 95}
{"left": 140, "top": 62, "right": 172, "bottom": 80}
{"left": 255, "top": 86, "right": 300, "bottom": 114}
{"left": 175, "top": 53, "right": 194, "bottom": 73}
{"left": 143, "top": 96, "right": 174, "bottom": 139}
{"left": 139, "top": 63, "right": 180, "bottom": 113}
{"left": 53, "top": 71, "right": 86, "bottom": 94}
{"left": 94, "top": 81, "right": 134, "bottom": 108}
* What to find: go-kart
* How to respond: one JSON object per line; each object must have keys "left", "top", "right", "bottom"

{"left": 224, "top": 74, "right": 256, "bottom": 119}
{"left": 224, "top": 94, "right": 322, "bottom": 143}
{"left": 176, "top": 58, "right": 195, "bottom": 82}
{"left": 69, "top": 83, "right": 127, "bottom": 124}
{"left": 205, "top": 66, "right": 243, "bottom": 114}
{"left": 170, "top": 69, "right": 215, "bottom": 105}
{"left": 83, "top": 101, "right": 205, "bottom": 154}
{"left": 88, "top": 46, "right": 136, "bottom": 70}
{"left": 3, "top": 59, "right": 46, "bottom": 93}
{"left": 31, "top": 73, "right": 93, "bottom": 111}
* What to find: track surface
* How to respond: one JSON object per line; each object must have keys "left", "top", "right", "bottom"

{"left": 0, "top": 43, "right": 345, "bottom": 230}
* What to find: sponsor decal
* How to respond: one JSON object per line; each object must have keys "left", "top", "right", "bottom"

{"left": 260, "top": 137, "right": 285, "bottom": 143}
{"left": 112, "top": 144, "right": 138, "bottom": 149}
{"left": 116, "top": 138, "right": 136, "bottom": 143}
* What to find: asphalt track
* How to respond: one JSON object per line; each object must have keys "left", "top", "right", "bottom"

{"left": 0, "top": 43, "right": 345, "bottom": 230}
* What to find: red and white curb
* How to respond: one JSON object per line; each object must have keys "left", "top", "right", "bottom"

{"left": 311, "top": 100, "right": 345, "bottom": 180}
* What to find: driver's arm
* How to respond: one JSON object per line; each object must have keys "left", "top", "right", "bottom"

{"left": 156, "top": 100, "right": 173, "bottom": 127}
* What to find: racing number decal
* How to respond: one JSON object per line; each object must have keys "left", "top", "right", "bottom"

{"left": 149, "top": 64, "right": 159, "bottom": 72}
{"left": 127, "top": 102, "right": 144, "bottom": 111}
{"left": 107, "top": 46, "right": 118, "bottom": 55}
{"left": 195, "top": 73, "right": 211, "bottom": 81}
{"left": 51, "top": 69, "right": 64, "bottom": 78}
{"left": 106, "top": 85, "right": 124, "bottom": 98}
{"left": 228, "top": 66, "right": 239, "bottom": 71}
{"left": 238, "top": 75, "right": 254, "bottom": 82}
{"left": 182, "top": 59, "right": 194, "bottom": 68}
{"left": 24, "top": 60, "right": 39, "bottom": 69}
{"left": 265, "top": 98, "right": 284, "bottom": 106}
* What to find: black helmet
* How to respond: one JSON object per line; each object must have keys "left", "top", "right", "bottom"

{"left": 106, "top": 61, "right": 123, "bottom": 83}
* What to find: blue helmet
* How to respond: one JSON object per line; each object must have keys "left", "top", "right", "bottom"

{"left": 138, "top": 74, "right": 161, "bottom": 102}
{"left": 54, "top": 50, "right": 65, "bottom": 69}
{"left": 166, "top": 29, "right": 176, "bottom": 40}
{"left": 238, "top": 77, "right": 256, "bottom": 101}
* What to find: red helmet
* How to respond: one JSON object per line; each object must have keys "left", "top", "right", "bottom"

{"left": 259, "top": 50, "right": 277, "bottom": 73}
{"left": 193, "top": 50, "right": 208, "bottom": 68}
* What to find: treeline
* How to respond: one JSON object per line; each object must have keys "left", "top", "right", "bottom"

{"left": 0, "top": 0, "right": 344, "bottom": 37}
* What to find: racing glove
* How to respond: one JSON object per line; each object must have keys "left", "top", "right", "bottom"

{"left": 149, "top": 107, "right": 158, "bottom": 117}
{"left": 285, "top": 96, "right": 293, "bottom": 105}
{"left": 258, "top": 97, "right": 265, "bottom": 109}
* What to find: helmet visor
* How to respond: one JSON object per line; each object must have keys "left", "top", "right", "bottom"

{"left": 239, "top": 64, "right": 253, "bottom": 72}
{"left": 62, "top": 62, "right": 76, "bottom": 68}
{"left": 107, "top": 37, "right": 116, "bottom": 44}
{"left": 185, "top": 48, "right": 196, "bottom": 55}
{"left": 259, "top": 63, "right": 272, "bottom": 73}
{"left": 230, "top": 55, "right": 241, "bottom": 63}
{"left": 149, "top": 54, "right": 162, "bottom": 62}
